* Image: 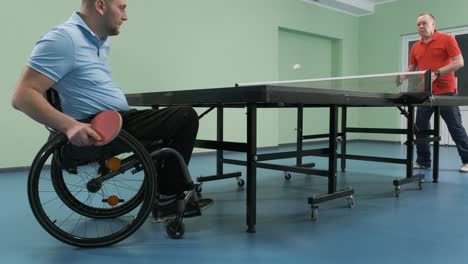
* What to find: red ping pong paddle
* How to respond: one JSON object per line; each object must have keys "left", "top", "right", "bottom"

{"left": 90, "top": 110, "right": 122, "bottom": 146}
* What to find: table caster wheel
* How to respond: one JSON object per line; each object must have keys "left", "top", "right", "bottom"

{"left": 418, "top": 179, "right": 424, "bottom": 190}
{"left": 237, "top": 178, "right": 245, "bottom": 187}
{"left": 346, "top": 195, "right": 354, "bottom": 208}
{"left": 394, "top": 186, "right": 400, "bottom": 197}
{"left": 311, "top": 206, "right": 318, "bottom": 221}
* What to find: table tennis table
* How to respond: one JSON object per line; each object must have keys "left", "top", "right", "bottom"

{"left": 126, "top": 70, "right": 468, "bottom": 232}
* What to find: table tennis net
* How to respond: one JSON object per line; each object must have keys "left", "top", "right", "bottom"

{"left": 238, "top": 71, "right": 429, "bottom": 95}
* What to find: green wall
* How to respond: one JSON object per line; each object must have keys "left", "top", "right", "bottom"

{"left": 5, "top": 0, "right": 467, "bottom": 168}
{"left": 1, "top": 0, "right": 359, "bottom": 168}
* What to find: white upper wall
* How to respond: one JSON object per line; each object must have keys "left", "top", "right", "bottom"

{"left": 303, "top": 0, "right": 398, "bottom": 16}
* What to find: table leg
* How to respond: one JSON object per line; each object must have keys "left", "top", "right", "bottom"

{"left": 246, "top": 104, "right": 257, "bottom": 233}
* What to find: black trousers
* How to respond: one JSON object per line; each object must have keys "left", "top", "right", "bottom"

{"left": 120, "top": 106, "right": 199, "bottom": 195}
{"left": 415, "top": 93, "right": 468, "bottom": 167}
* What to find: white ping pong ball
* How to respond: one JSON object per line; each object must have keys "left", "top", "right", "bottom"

{"left": 293, "top": 64, "right": 301, "bottom": 70}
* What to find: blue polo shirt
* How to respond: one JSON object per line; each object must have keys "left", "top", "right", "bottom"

{"left": 28, "top": 12, "right": 129, "bottom": 120}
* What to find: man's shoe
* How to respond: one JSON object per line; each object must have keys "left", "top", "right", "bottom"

{"left": 413, "top": 162, "right": 430, "bottom": 169}
{"left": 459, "top": 164, "right": 468, "bottom": 172}
{"left": 152, "top": 198, "right": 214, "bottom": 223}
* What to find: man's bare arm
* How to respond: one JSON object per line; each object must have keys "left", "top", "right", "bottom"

{"left": 406, "top": 64, "right": 417, "bottom": 72}
{"left": 12, "top": 66, "right": 100, "bottom": 146}
{"left": 438, "top": 54, "right": 464, "bottom": 75}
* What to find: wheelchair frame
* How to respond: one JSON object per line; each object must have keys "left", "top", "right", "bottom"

{"left": 27, "top": 89, "right": 198, "bottom": 247}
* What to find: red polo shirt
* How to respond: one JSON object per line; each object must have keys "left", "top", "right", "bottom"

{"left": 409, "top": 30, "right": 461, "bottom": 94}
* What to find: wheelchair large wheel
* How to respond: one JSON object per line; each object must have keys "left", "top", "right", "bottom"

{"left": 28, "top": 131, "right": 156, "bottom": 248}
{"left": 50, "top": 148, "right": 145, "bottom": 219}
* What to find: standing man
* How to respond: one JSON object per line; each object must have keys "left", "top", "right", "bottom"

{"left": 407, "top": 13, "right": 468, "bottom": 172}
{"left": 11, "top": 0, "right": 212, "bottom": 221}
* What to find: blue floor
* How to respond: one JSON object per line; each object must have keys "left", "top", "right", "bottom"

{"left": 1, "top": 141, "right": 468, "bottom": 264}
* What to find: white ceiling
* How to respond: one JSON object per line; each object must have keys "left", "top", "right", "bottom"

{"left": 303, "top": 0, "right": 398, "bottom": 16}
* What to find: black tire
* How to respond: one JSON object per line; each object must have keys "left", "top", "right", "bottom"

{"left": 166, "top": 220, "right": 185, "bottom": 239}
{"left": 28, "top": 131, "right": 156, "bottom": 247}
{"left": 237, "top": 178, "right": 245, "bottom": 187}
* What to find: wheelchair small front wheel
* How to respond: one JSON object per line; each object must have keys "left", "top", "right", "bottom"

{"left": 166, "top": 220, "right": 185, "bottom": 239}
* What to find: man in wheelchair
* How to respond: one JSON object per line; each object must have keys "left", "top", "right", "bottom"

{"left": 12, "top": 0, "right": 213, "bottom": 224}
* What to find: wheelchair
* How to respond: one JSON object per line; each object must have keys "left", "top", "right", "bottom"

{"left": 27, "top": 89, "right": 199, "bottom": 247}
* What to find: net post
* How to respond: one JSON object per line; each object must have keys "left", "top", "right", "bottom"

{"left": 424, "top": 70, "right": 432, "bottom": 95}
